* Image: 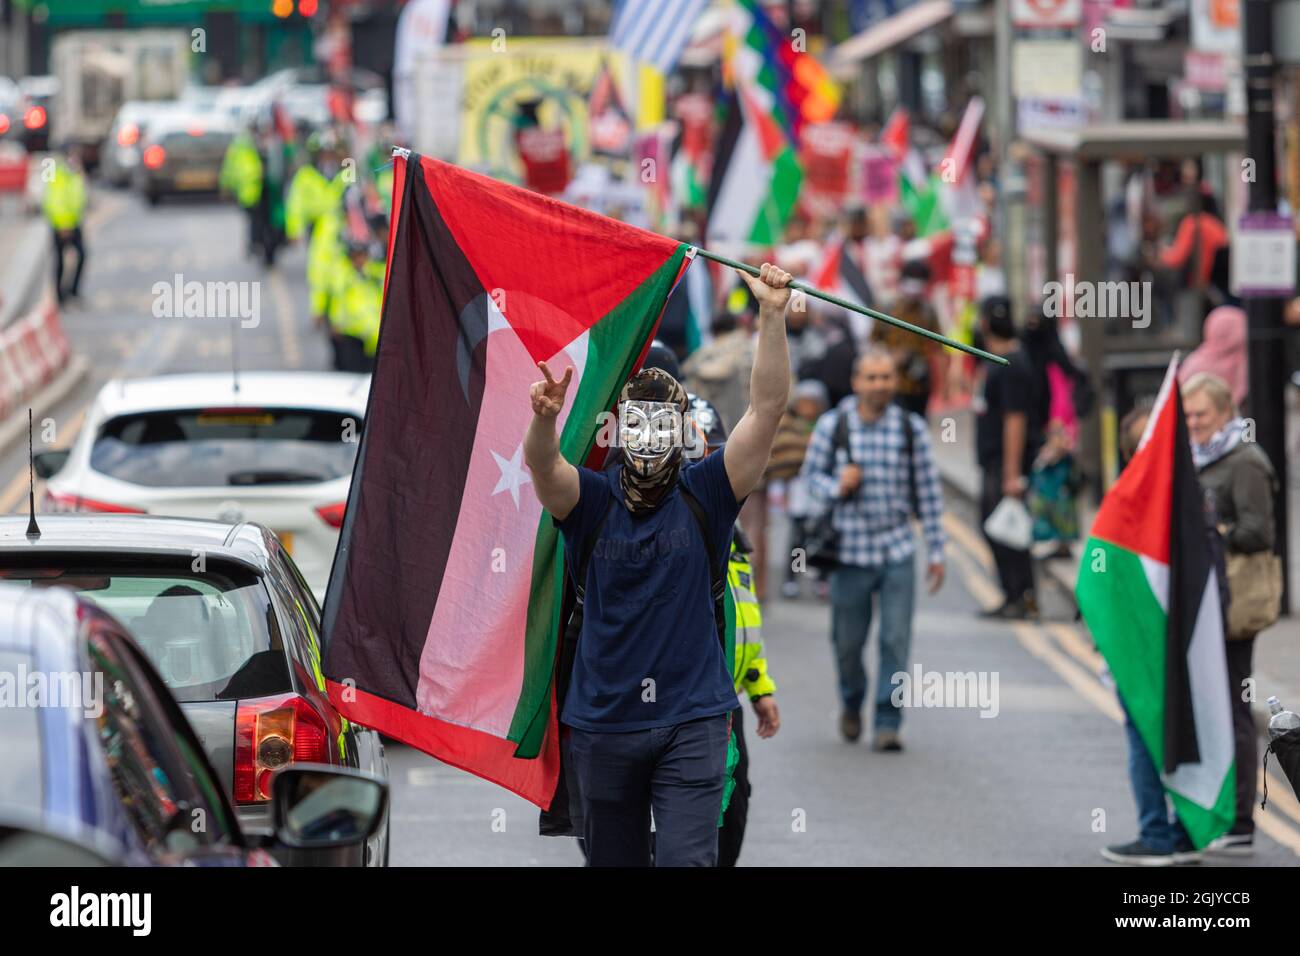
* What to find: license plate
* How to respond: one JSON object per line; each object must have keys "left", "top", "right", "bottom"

{"left": 276, "top": 532, "right": 294, "bottom": 555}
{"left": 175, "top": 169, "right": 216, "bottom": 190}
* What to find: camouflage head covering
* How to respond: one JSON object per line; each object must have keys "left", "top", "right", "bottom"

{"left": 617, "top": 367, "right": 689, "bottom": 515}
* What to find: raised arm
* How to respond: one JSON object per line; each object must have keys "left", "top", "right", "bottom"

{"left": 524, "top": 360, "right": 581, "bottom": 521}
{"left": 724, "top": 263, "right": 793, "bottom": 501}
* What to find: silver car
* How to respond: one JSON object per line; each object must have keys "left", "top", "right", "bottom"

{"left": 0, "top": 514, "right": 391, "bottom": 866}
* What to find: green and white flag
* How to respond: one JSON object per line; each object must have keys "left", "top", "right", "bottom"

{"left": 1075, "top": 359, "right": 1235, "bottom": 848}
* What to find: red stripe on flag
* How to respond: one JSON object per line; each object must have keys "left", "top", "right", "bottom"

{"left": 417, "top": 156, "right": 680, "bottom": 366}
{"left": 1089, "top": 372, "right": 1175, "bottom": 564}
{"left": 327, "top": 678, "right": 561, "bottom": 809}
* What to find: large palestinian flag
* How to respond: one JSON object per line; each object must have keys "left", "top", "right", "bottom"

{"left": 321, "top": 151, "right": 689, "bottom": 807}
{"left": 1075, "top": 359, "right": 1235, "bottom": 848}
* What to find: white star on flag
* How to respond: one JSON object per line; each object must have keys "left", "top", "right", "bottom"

{"left": 490, "top": 442, "right": 532, "bottom": 509}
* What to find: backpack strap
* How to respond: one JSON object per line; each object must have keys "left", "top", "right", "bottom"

{"left": 680, "top": 486, "right": 728, "bottom": 650}
{"left": 832, "top": 407, "right": 852, "bottom": 464}
{"left": 901, "top": 407, "right": 919, "bottom": 517}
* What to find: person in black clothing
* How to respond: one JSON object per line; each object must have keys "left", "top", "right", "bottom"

{"left": 974, "top": 296, "right": 1042, "bottom": 620}
{"left": 1021, "top": 306, "right": 1093, "bottom": 427}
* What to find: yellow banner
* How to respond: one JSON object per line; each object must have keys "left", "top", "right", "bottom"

{"left": 458, "top": 38, "right": 639, "bottom": 180}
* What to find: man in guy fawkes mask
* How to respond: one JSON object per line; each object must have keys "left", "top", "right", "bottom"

{"left": 617, "top": 366, "right": 690, "bottom": 515}
{"left": 524, "top": 262, "right": 794, "bottom": 867}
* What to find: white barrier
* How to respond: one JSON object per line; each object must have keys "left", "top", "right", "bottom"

{"left": 0, "top": 298, "right": 70, "bottom": 422}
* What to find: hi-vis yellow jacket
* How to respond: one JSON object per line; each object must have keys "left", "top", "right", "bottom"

{"left": 42, "top": 161, "right": 87, "bottom": 231}
{"left": 727, "top": 540, "right": 776, "bottom": 699}
{"left": 329, "top": 257, "right": 385, "bottom": 355}
{"left": 219, "top": 135, "right": 263, "bottom": 209}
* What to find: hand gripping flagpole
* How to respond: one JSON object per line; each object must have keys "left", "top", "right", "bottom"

{"left": 388, "top": 148, "right": 1007, "bottom": 366}
{"left": 690, "top": 246, "right": 1009, "bottom": 366}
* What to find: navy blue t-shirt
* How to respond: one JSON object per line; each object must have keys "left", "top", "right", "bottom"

{"left": 556, "top": 450, "right": 742, "bottom": 732}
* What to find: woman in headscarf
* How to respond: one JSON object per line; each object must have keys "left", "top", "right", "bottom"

{"left": 1178, "top": 305, "right": 1248, "bottom": 413}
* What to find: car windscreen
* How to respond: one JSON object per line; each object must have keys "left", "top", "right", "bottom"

{"left": 90, "top": 407, "right": 361, "bottom": 487}
{"left": 0, "top": 564, "right": 290, "bottom": 703}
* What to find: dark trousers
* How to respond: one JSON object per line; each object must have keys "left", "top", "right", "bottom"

{"left": 568, "top": 712, "right": 731, "bottom": 867}
{"left": 979, "top": 468, "right": 1035, "bottom": 604}
{"left": 1120, "top": 696, "right": 1188, "bottom": 851}
{"left": 1225, "top": 637, "right": 1257, "bottom": 834}
{"left": 717, "top": 705, "right": 749, "bottom": 867}
{"left": 244, "top": 203, "right": 260, "bottom": 255}
{"left": 52, "top": 227, "right": 85, "bottom": 301}
{"left": 331, "top": 334, "right": 373, "bottom": 374}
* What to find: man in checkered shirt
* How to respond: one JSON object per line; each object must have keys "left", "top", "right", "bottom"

{"left": 799, "top": 346, "right": 946, "bottom": 751}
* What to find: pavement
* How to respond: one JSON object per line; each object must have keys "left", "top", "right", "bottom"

{"left": 0, "top": 211, "right": 50, "bottom": 328}
{"left": 928, "top": 407, "right": 1300, "bottom": 739}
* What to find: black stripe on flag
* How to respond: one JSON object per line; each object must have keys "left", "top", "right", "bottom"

{"left": 705, "top": 86, "right": 742, "bottom": 229}
{"left": 1163, "top": 385, "right": 1210, "bottom": 772}
{"left": 322, "top": 156, "right": 492, "bottom": 708}
{"left": 839, "top": 241, "right": 874, "bottom": 308}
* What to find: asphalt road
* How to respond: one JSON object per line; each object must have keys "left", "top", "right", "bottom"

{"left": 5, "top": 186, "right": 1300, "bottom": 866}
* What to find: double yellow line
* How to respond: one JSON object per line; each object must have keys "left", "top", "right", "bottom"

{"left": 942, "top": 512, "right": 1300, "bottom": 855}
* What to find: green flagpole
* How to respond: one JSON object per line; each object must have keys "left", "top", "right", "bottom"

{"left": 691, "top": 246, "right": 1009, "bottom": 367}
{"left": 386, "top": 147, "right": 1007, "bottom": 367}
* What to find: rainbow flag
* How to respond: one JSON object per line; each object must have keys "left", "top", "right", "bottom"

{"left": 729, "top": 0, "right": 838, "bottom": 142}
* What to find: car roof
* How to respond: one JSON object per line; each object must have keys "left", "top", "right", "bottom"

{"left": 114, "top": 99, "right": 174, "bottom": 120}
{"left": 92, "top": 371, "right": 369, "bottom": 418}
{"left": 0, "top": 514, "right": 276, "bottom": 574}
{"left": 147, "top": 110, "right": 238, "bottom": 135}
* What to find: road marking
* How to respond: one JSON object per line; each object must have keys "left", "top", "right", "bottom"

{"left": 84, "top": 191, "right": 127, "bottom": 233}
{"left": 1011, "top": 621, "right": 1123, "bottom": 723}
{"left": 942, "top": 511, "right": 993, "bottom": 574}
{"left": 0, "top": 407, "right": 87, "bottom": 513}
{"left": 268, "top": 269, "right": 301, "bottom": 369}
{"left": 946, "top": 511, "right": 1300, "bottom": 855}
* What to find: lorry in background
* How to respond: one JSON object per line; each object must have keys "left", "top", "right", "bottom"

{"left": 50, "top": 30, "right": 191, "bottom": 167}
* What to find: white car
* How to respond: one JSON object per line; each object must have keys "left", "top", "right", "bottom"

{"left": 37, "top": 371, "right": 368, "bottom": 601}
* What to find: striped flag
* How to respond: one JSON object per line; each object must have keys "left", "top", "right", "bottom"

{"left": 936, "top": 96, "right": 985, "bottom": 227}
{"left": 726, "top": 0, "right": 839, "bottom": 142}
{"left": 609, "top": 0, "right": 709, "bottom": 74}
{"left": 321, "top": 153, "right": 690, "bottom": 807}
{"left": 1075, "top": 358, "right": 1235, "bottom": 848}
{"left": 705, "top": 82, "right": 802, "bottom": 250}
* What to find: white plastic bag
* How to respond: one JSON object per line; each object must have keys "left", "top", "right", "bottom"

{"left": 983, "top": 496, "right": 1033, "bottom": 551}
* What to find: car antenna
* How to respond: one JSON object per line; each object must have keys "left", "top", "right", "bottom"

{"left": 25, "top": 408, "right": 40, "bottom": 540}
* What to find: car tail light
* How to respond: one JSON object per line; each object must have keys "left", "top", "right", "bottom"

{"left": 117, "top": 122, "right": 139, "bottom": 147}
{"left": 23, "top": 106, "right": 46, "bottom": 130}
{"left": 234, "top": 694, "right": 330, "bottom": 804}
{"left": 43, "top": 489, "right": 146, "bottom": 514}
{"left": 142, "top": 144, "right": 165, "bottom": 169}
{"left": 315, "top": 502, "right": 346, "bottom": 529}
{"left": 187, "top": 125, "right": 205, "bottom": 138}
{"left": 0, "top": 115, "right": 9, "bottom": 135}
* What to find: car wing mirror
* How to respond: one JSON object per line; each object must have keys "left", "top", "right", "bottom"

{"left": 270, "top": 763, "right": 387, "bottom": 851}
{"left": 32, "top": 450, "right": 70, "bottom": 480}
